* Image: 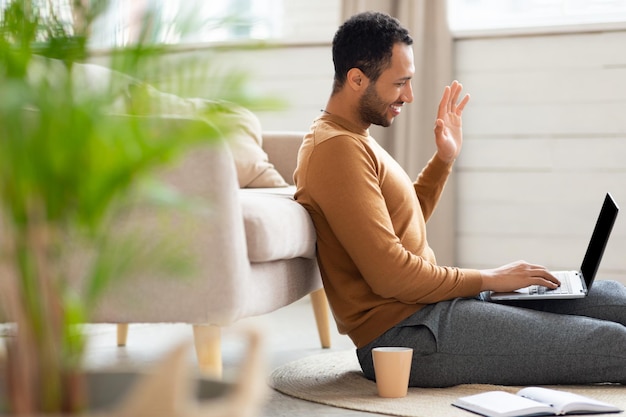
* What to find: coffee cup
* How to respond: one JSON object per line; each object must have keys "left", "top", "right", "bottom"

{"left": 372, "top": 347, "right": 413, "bottom": 398}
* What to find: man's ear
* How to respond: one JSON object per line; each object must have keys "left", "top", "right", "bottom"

{"left": 347, "top": 68, "right": 366, "bottom": 91}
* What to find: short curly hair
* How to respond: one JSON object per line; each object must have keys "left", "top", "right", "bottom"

{"left": 331, "top": 11, "right": 413, "bottom": 94}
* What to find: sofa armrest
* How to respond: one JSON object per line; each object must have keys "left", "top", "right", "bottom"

{"left": 92, "top": 116, "right": 250, "bottom": 324}
{"left": 262, "top": 131, "right": 306, "bottom": 186}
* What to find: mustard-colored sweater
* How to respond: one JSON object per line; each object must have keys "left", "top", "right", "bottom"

{"left": 294, "top": 114, "right": 483, "bottom": 348}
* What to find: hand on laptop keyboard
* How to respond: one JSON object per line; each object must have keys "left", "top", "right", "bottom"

{"left": 479, "top": 260, "right": 561, "bottom": 293}
{"left": 529, "top": 277, "right": 572, "bottom": 295}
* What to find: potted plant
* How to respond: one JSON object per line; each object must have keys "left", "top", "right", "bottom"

{"left": 0, "top": 1, "right": 267, "bottom": 414}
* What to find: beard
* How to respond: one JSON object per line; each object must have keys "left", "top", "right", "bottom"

{"left": 358, "top": 83, "right": 394, "bottom": 127}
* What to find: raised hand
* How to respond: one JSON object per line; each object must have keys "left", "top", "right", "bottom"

{"left": 434, "top": 80, "right": 470, "bottom": 163}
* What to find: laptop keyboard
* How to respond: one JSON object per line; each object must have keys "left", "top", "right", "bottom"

{"left": 529, "top": 273, "right": 573, "bottom": 295}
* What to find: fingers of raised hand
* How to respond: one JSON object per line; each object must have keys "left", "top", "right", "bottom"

{"left": 449, "top": 81, "right": 461, "bottom": 112}
{"left": 449, "top": 81, "right": 470, "bottom": 115}
{"left": 438, "top": 85, "right": 451, "bottom": 117}
{"left": 456, "top": 93, "right": 470, "bottom": 114}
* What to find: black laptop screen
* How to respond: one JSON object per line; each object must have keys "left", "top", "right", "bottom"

{"left": 580, "top": 193, "right": 619, "bottom": 289}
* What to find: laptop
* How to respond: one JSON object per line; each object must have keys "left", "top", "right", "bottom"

{"left": 487, "top": 192, "right": 619, "bottom": 301}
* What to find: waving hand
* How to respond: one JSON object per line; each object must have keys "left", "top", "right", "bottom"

{"left": 434, "top": 80, "right": 470, "bottom": 163}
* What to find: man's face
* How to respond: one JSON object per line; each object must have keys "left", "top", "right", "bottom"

{"left": 358, "top": 43, "right": 414, "bottom": 127}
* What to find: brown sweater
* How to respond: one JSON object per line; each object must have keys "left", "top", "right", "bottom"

{"left": 294, "top": 114, "right": 483, "bottom": 348}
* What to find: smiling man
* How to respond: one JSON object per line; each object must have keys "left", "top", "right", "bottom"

{"left": 293, "top": 11, "right": 626, "bottom": 387}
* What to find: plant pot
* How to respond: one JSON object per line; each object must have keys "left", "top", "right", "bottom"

{"left": 1, "top": 369, "right": 232, "bottom": 415}
{"left": 88, "top": 370, "right": 232, "bottom": 411}
{"left": 1, "top": 330, "right": 266, "bottom": 417}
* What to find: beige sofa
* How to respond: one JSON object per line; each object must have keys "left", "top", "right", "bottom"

{"left": 2, "top": 60, "right": 331, "bottom": 377}
{"left": 89, "top": 117, "right": 331, "bottom": 377}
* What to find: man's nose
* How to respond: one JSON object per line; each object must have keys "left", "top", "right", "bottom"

{"left": 402, "top": 82, "right": 414, "bottom": 104}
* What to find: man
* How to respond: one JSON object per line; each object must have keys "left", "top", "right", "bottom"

{"left": 294, "top": 11, "right": 626, "bottom": 387}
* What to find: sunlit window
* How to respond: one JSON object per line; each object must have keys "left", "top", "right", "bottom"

{"left": 448, "top": 0, "right": 626, "bottom": 36}
{"left": 89, "top": 0, "right": 283, "bottom": 48}
{"left": 0, "top": 0, "right": 74, "bottom": 40}
{"left": 0, "top": 0, "right": 337, "bottom": 48}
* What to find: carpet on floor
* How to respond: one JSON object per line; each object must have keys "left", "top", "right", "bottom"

{"left": 268, "top": 349, "right": 625, "bottom": 417}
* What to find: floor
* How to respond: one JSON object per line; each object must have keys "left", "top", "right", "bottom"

{"left": 79, "top": 297, "right": 379, "bottom": 416}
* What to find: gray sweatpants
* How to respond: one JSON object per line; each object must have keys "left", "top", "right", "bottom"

{"left": 357, "top": 280, "right": 626, "bottom": 387}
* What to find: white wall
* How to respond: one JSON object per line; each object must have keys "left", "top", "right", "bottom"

{"left": 236, "top": 44, "right": 335, "bottom": 132}
{"left": 139, "top": 47, "right": 335, "bottom": 134}
{"left": 454, "top": 30, "right": 626, "bottom": 284}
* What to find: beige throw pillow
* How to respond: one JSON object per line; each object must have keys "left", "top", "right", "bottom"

{"left": 43, "top": 61, "right": 287, "bottom": 187}
{"left": 127, "top": 84, "right": 288, "bottom": 188}
{"left": 214, "top": 105, "right": 288, "bottom": 188}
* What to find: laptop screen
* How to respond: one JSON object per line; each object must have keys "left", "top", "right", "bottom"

{"left": 580, "top": 193, "right": 619, "bottom": 289}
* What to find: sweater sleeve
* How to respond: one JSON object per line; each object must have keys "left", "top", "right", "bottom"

{"left": 414, "top": 153, "right": 453, "bottom": 222}
{"left": 304, "top": 136, "right": 482, "bottom": 305}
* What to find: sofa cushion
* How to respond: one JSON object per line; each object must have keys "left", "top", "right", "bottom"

{"left": 240, "top": 187, "right": 316, "bottom": 262}
{"left": 124, "top": 83, "right": 289, "bottom": 189}
{"left": 215, "top": 105, "right": 289, "bottom": 188}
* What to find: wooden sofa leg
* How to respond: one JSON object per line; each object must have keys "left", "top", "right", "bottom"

{"left": 310, "top": 288, "right": 331, "bottom": 348}
{"left": 192, "top": 324, "right": 222, "bottom": 378}
{"left": 117, "top": 323, "right": 129, "bottom": 347}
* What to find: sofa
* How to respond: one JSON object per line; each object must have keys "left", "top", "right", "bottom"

{"left": 1, "top": 60, "right": 331, "bottom": 377}
{"left": 86, "top": 112, "right": 331, "bottom": 378}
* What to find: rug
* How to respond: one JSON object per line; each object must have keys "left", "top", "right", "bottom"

{"left": 268, "top": 349, "right": 626, "bottom": 417}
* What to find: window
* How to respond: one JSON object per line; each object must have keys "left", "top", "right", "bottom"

{"left": 2, "top": 0, "right": 339, "bottom": 48}
{"left": 448, "top": 0, "right": 626, "bottom": 36}
{"left": 0, "top": 0, "right": 74, "bottom": 40}
{"left": 90, "top": 0, "right": 284, "bottom": 48}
